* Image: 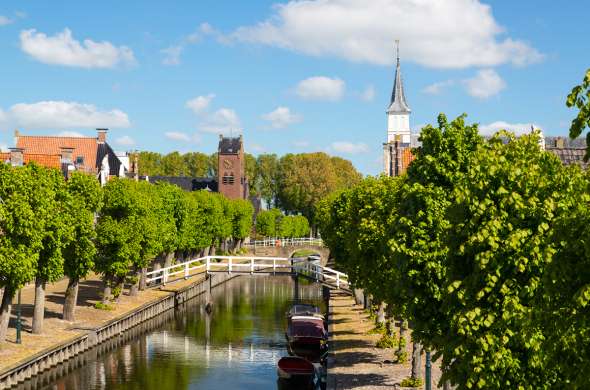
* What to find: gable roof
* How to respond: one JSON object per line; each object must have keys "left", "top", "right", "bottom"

{"left": 97, "top": 142, "right": 123, "bottom": 176}
{"left": 16, "top": 135, "right": 99, "bottom": 172}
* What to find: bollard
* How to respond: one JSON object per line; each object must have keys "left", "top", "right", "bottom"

{"left": 425, "top": 350, "right": 432, "bottom": 390}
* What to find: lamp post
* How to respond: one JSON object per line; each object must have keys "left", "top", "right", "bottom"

{"left": 425, "top": 350, "right": 432, "bottom": 390}
{"left": 16, "top": 289, "right": 22, "bottom": 344}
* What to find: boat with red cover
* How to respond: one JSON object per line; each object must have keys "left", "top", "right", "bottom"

{"left": 286, "top": 314, "right": 328, "bottom": 362}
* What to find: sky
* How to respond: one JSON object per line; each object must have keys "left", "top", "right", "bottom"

{"left": 0, "top": 0, "right": 588, "bottom": 175}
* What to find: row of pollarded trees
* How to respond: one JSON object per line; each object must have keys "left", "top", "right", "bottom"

{"left": 255, "top": 208, "right": 310, "bottom": 238}
{"left": 0, "top": 164, "right": 253, "bottom": 342}
{"left": 317, "top": 113, "right": 590, "bottom": 389}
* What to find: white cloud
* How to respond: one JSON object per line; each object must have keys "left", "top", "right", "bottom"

{"left": 115, "top": 135, "right": 135, "bottom": 146}
{"left": 330, "top": 141, "right": 369, "bottom": 154}
{"left": 462, "top": 69, "right": 506, "bottom": 98}
{"left": 479, "top": 121, "right": 542, "bottom": 136}
{"left": 56, "top": 131, "right": 85, "bottom": 137}
{"left": 360, "top": 85, "right": 375, "bottom": 102}
{"left": 230, "top": 0, "right": 542, "bottom": 69}
{"left": 0, "top": 16, "right": 13, "bottom": 26}
{"left": 7, "top": 100, "right": 130, "bottom": 129}
{"left": 0, "top": 143, "right": 7, "bottom": 152}
{"left": 161, "top": 45, "right": 183, "bottom": 65}
{"left": 295, "top": 76, "right": 345, "bottom": 101}
{"left": 423, "top": 80, "right": 455, "bottom": 95}
{"left": 186, "top": 94, "right": 215, "bottom": 114}
{"left": 261, "top": 106, "right": 302, "bottom": 129}
{"left": 0, "top": 108, "right": 7, "bottom": 124}
{"left": 187, "top": 22, "right": 219, "bottom": 43}
{"left": 20, "top": 28, "right": 136, "bottom": 68}
{"left": 165, "top": 131, "right": 191, "bottom": 142}
{"left": 200, "top": 108, "right": 241, "bottom": 134}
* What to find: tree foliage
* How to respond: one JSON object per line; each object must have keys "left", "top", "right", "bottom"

{"left": 567, "top": 68, "right": 590, "bottom": 159}
{"left": 317, "top": 113, "right": 590, "bottom": 389}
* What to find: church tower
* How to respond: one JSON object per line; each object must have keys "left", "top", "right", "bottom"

{"left": 383, "top": 41, "right": 413, "bottom": 176}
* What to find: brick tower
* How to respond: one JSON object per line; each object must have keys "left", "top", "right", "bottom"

{"left": 217, "top": 135, "right": 248, "bottom": 199}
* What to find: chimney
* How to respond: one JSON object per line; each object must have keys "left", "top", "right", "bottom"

{"left": 9, "top": 147, "right": 24, "bottom": 166}
{"left": 60, "top": 147, "right": 74, "bottom": 164}
{"left": 130, "top": 151, "right": 139, "bottom": 181}
{"left": 97, "top": 128, "right": 108, "bottom": 144}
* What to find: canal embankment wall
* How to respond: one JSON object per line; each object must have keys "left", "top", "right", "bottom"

{"left": 0, "top": 273, "right": 236, "bottom": 390}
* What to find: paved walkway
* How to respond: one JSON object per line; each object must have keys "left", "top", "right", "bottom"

{"left": 0, "top": 271, "right": 207, "bottom": 373}
{"left": 328, "top": 291, "right": 443, "bottom": 389}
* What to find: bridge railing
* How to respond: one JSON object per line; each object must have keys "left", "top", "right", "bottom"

{"left": 244, "top": 237, "right": 324, "bottom": 248}
{"left": 145, "top": 255, "right": 349, "bottom": 290}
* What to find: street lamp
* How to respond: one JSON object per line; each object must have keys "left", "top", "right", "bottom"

{"left": 16, "top": 288, "right": 22, "bottom": 344}
{"left": 425, "top": 350, "right": 432, "bottom": 390}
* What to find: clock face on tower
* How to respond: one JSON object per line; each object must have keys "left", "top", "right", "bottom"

{"left": 223, "top": 159, "right": 233, "bottom": 169}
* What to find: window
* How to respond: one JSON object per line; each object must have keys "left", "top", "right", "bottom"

{"left": 222, "top": 173, "right": 235, "bottom": 185}
{"left": 75, "top": 156, "right": 84, "bottom": 165}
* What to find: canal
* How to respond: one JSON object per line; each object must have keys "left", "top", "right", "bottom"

{"left": 17, "top": 276, "right": 325, "bottom": 390}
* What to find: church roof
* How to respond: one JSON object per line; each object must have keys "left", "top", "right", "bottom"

{"left": 387, "top": 54, "right": 411, "bottom": 114}
{"left": 218, "top": 136, "right": 242, "bottom": 154}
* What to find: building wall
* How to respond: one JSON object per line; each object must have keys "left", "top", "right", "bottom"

{"left": 218, "top": 142, "right": 246, "bottom": 200}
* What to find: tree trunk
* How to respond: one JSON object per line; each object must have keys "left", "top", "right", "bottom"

{"left": 32, "top": 276, "right": 46, "bottom": 334}
{"left": 353, "top": 288, "right": 364, "bottom": 306}
{"left": 364, "top": 294, "right": 373, "bottom": 311}
{"left": 209, "top": 244, "right": 216, "bottom": 256}
{"left": 63, "top": 277, "right": 79, "bottom": 321}
{"left": 386, "top": 306, "right": 395, "bottom": 337}
{"left": 129, "top": 269, "right": 140, "bottom": 297}
{"left": 397, "top": 319, "right": 408, "bottom": 355}
{"left": 114, "top": 277, "right": 124, "bottom": 303}
{"left": 377, "top": 302, "right": 386, "bottom": 325}
{"left": 164, "top": 251, "right": 174, "bottom": 269}
{"left": 139, "top": 267, "right": 147, "bottom": 291}
{"left": 443, "top": 380, "right": 452, "bottom": 390}
{"left": 102, "top": 277, "right": 112, "bottom": 304}
{"left": 411, "top": 341, "right": 423, "bottom": 380}
{"left": 0, "top": 287, "right": 14, "bottom": 342}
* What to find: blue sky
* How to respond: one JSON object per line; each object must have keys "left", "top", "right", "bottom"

{"left": 0, "top": 0, "right": 588, "bottom": 175}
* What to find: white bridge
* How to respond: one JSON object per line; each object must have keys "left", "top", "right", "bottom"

{"left": 145, "top": 255, "right": 349, "bottom": 291}
{"left": 244, "top": 237, "right": 324, "bottom": 248}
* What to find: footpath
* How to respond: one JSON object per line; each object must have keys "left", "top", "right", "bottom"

{"left": 327, "top": 291, "right": 443, "bottom": 390}
{"left": 0, "top": 271, "right": 206, "bottom": 374}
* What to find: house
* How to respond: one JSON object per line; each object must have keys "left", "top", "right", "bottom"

{"left": 0, "top": 128, "right": 138, "bottom": 184}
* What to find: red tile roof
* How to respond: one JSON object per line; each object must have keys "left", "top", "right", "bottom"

{"left": 16, "top": 135, "right": 99, "bottom": 172}
{"left": 24, "top": 154, "right": 62, "bottom": 169}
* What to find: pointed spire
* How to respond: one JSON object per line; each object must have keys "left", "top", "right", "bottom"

{"left": 388, "top": 40, "right": 411, "bottom": 113}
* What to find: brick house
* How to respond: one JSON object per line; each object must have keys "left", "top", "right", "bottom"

{"left": 0, "top": 129, "right": 138, "bottom": 184}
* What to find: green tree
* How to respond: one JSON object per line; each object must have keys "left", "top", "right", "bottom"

{"left": 31, "top": 165, "right": 73, "bottom": 334}
{"left": 567, "top": 68, "right": 590, "bottom": 159}
{"left": 231, "top": 199, "right": 254, "bottom": 250}
{"left": 183, "top": 152, "right": 210, "bottom": 177}
{"left": 62, "top": 172, "right": 103, "bottom": 321}
{"left": 0, "top": 164, "right": 45, "bottom": 341}
{"left": 256, "top": 154, "right": 280, "bottom": 208}
{"left": 255, "top": 208, "right": 281, "bottom": 237}
{"left": 137, "top": 151, "right": 164, "bottom": 176}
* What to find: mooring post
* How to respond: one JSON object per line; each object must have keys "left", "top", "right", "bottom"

{"left": 425, "top": 350, "right": 432, "bottom": 390}
{"left": 205, "top": 274, "right": 213, "bottom": 313}
{"left": 293, "top": 274, "right": 299, "bottom": 303}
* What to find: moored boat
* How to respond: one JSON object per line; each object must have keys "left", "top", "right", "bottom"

{"left": 286, "top": 309, "right": 328, "bottom": 362}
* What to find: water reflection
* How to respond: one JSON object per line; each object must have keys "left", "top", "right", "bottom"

{"left": 18, "top": 276, "right": 325, "bottom": 390}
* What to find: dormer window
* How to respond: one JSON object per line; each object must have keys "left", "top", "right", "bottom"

{"left": 75, "top": 156, "right": 84, "bottom": 165}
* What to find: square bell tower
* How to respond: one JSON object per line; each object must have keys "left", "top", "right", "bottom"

{"left": 217, "top": 134, "right": 248, "bottom": 199}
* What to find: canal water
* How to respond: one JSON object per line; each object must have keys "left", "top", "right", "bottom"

{"left": 20, "top": 276, "right": 325, "bottom": 390}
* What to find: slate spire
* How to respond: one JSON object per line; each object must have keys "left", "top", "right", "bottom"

{"left": 387, "top": 40, "right": 411, "bottom": 113}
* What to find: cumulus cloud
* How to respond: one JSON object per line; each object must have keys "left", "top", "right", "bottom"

{"left": 56, "top": 131, "right": 85, "bottom": 137}
{"left": 230, "top": 0, "right": 543, "bottom": 69}
{"left": 360, "top": 85, "right": 375, "bottom": 102}
{"left": 423, "top": 80, "right": 455, "bottom": 95}
{"left": 479, "top": 121, "right": 542, "bottom": 136}
{"left": 186, "top": 94, "right": 215, "bottom": 114}
{"left": 462, "top": 69, "right": 506, "bottom": 98}
{"left": 6, "top": 100, "right": 130, "bottom": 129}
{"left": 330, "top": 141, "right": 369, "bottom": 154}
{"left": 20, "top": 28, "right": 136, "bottom": 68}
{"left": 261, "top": 106, "right": 302, "bottom": 129}
{"left": 115, "top": 135, "right": 135, "bottom": 146}
{"left": 200, "top": 108, "right": 241, "bottom": 134}
{"left": 0, "top": 143, "right": 8, "bottom": 152}
{"left": 161, "top": 45, "right": 183, "bottom": 65}
{"left": 296, "top": 76, "right": 345, "bottom": 101}
{"left": 0, "top": 16, "right": 13, "bottom": 26}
